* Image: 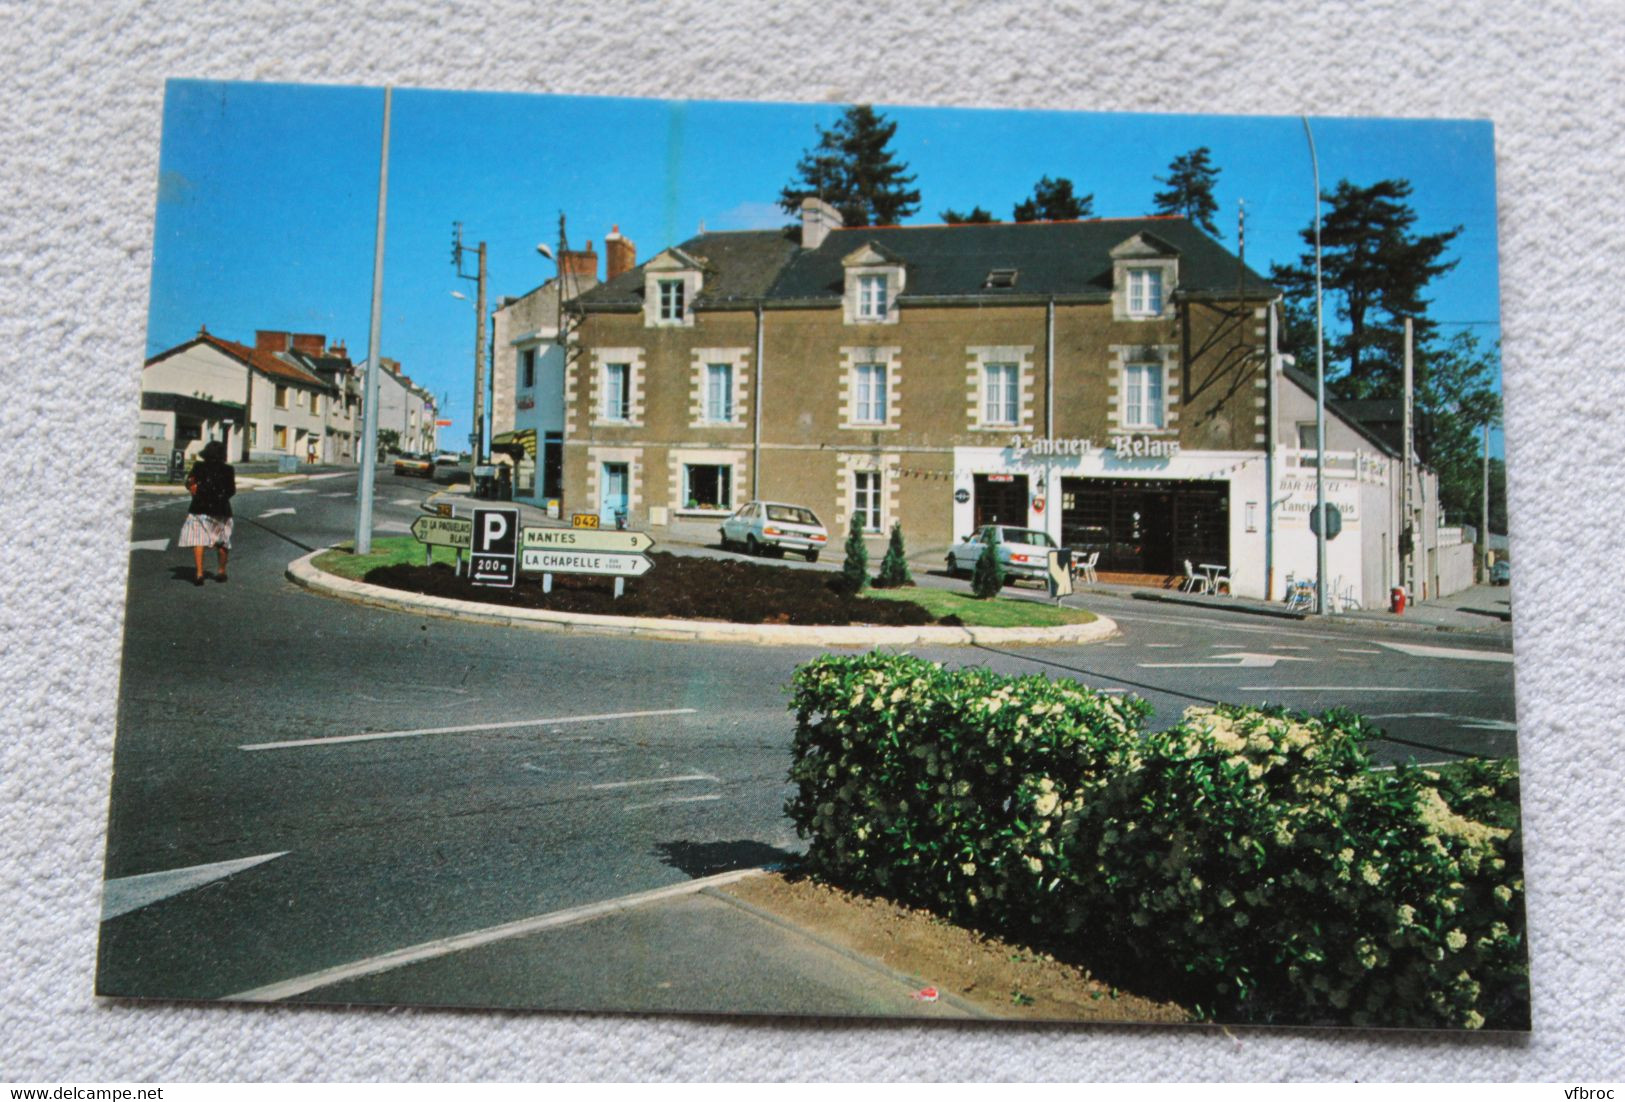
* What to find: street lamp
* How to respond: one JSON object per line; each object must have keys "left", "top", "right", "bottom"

{"left": 1303, "top": 115, "right": 1329, "bottom": 616}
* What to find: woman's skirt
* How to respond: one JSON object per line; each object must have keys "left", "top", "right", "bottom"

{"left": 179, "top": 513, "right": 233, "bottom": 549}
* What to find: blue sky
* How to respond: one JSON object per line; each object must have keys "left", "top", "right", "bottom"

{"left": 149, "top": 81, "right": 1502, "bottom": 452}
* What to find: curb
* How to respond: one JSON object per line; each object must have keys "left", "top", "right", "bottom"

{"left": 286, "top": 550, "right": 1119, "bottom": 648}
{"left": 1130, "top": 588, "right": 1510, "bottom": 636}
{"left": 1131, "top": 590, "right": 1309, "bottom": 621}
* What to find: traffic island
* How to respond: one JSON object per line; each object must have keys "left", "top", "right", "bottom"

{"left": 288, "top": 539, "right": 1117, "bottom": 647}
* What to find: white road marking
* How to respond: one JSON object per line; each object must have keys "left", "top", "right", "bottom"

{"left": 258, "top": 508, "right": 296, "bottom": 518}
{"left": 625, "top": 794, "right": 723, "bottom": 812}
{"left": 305, "top": 472, "right": 348, "bottom": 481}
{"left": 282, "top": 489, "right": 316, "bottom": 495}
{"left": 391, "top": 498, "right": 422, "bottom": 506}
{"left": 102, "top": 852, "right": 287, "bottom": 921}
{"left": 1238, "top": 686, "right": 1474, "bottom": 693}
{"left": 1141, "top": 651, "right": 1314, "bottom": 670}
{"left": 1144, "top": 643, "right": 1182, "bottom": 648}
{"left": 238, "top": 707, "right": 699, "bottom": 751}
{"left": 226, "top": 866, "right": 765, "bottom": 1002}
{"left": 377, "top": 520, "right": 410, "bottom": 533}
{"left": 131, "top": 538, "right": 170, "bottom": 552}
{"left": 1271, "top": 645, "right": 1310, "bottom": 650}
{"left": 1339, "top": 648, "right": 1382, "bottom": 654}
{"left": 590, "top": 773, "right": 718, "bottom": 790}
{"left": 322, "top": 491, "right": 352, "bottom": 499}
{"left": 1379, "top": 641, "right": 1514, "bottom": 663}
{"left": 1367, "top": 711, "right": 1518, "bottom": 732}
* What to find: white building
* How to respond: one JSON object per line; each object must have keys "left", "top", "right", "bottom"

{"left": 374, "top": 358, "right": 439, "bottom": 456}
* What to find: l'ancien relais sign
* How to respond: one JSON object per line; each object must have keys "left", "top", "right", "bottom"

{"left": 1008, "top": 434, "right": 1182, "bottom": 460}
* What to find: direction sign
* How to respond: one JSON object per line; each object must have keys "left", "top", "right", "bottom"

{"left": 520, "top": 549, "right": 653, "bottom": 577}
{"left": 521, "top": 527, "right": 654, "bottom": 554}
{"left": 411, "top": 514, "right": 472, "bottom": 548}
{"left": 571, "top": 513, "right": 600, "bottom": 529}
{"left": 471, "top": 507, "right": 519, "bottom": 587}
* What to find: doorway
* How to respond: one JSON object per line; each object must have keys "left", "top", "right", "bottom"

{"left": 973, "top": 473, "right": 1028, "bottom": 530}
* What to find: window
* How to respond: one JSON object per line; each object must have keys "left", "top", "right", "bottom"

{"left": 856, "top": 274, "right": 888, "bottom": 320}
{"left": 310, "top": 393, "right": 321, "bottom": 416}
{"left": 983, "top": 363, "right": 1019, "bottom": 426}
{"left": 683, "top": 464, "right": 732, "bottom": 510}
{"left": 705, "top": 363, "right": 734, "bottom": 423}
{"left": 853, "top": 471, "right": 882, "bottom": 532}
{"left": 273, "top": 425, "right": 287, "bottom": 449}
{"left": 1123, "top": 364, "right": 1165, "bottom": 428}
{"left": 248, "top": 424, "right": 257, "bottom": 447}
{"left": 297, "top": 390, "right": 307, "bottom": 408}
{"left": 602, "top": 363, "right": 630, "bottom": 421}
{"left": 521, "top": 348, "right": 536, "bottom": 389}
{"left": 1127, "top": 268, "right": 1163, "bottom": 317}
{"left": 138, "top": 421, "right": 165, "bottom": 440}
{"left": 853, "top": 363, "right": 888, "bottom": 424}
{"left": 658, "top": 279, "right": 685, "bottom": 322}
{"left": 274, "top": 385, "right": 289, "bottom": 409}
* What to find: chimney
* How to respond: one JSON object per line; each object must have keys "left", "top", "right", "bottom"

{"left": 255, "top": 330, "right": 292, "bottom": 352}
{"left": 330, "top": 339, "right": 348, "bottom": 359}
{"left": 381, "top": 357, "right": 400, "bottom": 375}
{"left": 605, "top": 225, "right": 637, "bottom": 280}
{"left": 559, "top": 240, "right": 598, "bottom": 283}
{"left": 799, "top": 197, "right": 844, "bottom": 249}
{"left": 291, "top": 333, "right": 326, "bottom": 356}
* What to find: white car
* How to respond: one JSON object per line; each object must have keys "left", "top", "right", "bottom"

{"left": 945, "top": 525, "right": 1061, "bottom": 584}
{"left": 720, "top": 501, "right": 829, "bottom": 562}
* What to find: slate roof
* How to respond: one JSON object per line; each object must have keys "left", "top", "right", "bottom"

{"left": 574, "top": 229, "right": 800, "bottom": 310}
{"left": 572, "top": 217, "right": 1274, "bottom": 313}
{"left": 770, "top": 216, "right": 1276, "bottom": 303}
{"left": 1282, "top": 364, "right": 1404, "bottom": 459}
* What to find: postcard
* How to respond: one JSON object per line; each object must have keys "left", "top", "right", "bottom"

{"left": 104, "top": 81, "right": 1524, "bottom": 1030}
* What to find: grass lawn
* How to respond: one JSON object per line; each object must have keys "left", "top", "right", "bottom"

{"left": 313, "top": 535, "right": 459, "bottom": 580}
{"left": 867, "top": 585, "right": 1097, "bottom": 627}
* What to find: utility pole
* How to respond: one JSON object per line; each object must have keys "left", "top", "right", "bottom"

{"left": 354, "top": 85, "right": 391, "bottom": 556}
{"left": 1482, "top": 421, "right": 1491, "bottom": 581}
{"left": 452, "top": 224, "right": 488, "bottom": 464}
{"left": 1303, "top": 115, "right": 1329, "bottom": 616}
{"left": 1402, "top": 316, "right": 1414, "bottom": 597}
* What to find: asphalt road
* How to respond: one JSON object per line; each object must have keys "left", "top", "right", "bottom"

{"left": 98, "top": 467, "right": 1518, "bottom": 1010}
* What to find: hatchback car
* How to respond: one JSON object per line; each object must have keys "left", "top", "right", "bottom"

{"left": 392, "top": 452, "right": 434, "bottom": 478}
{"left": 720, "top": 501, "right": 829, "bottom": 561}
{"left": 1490, "top": 560, "right": 1511, "bottom": 586}
{"left": 945, "top": 525, "right": 1062, "bottom": 584}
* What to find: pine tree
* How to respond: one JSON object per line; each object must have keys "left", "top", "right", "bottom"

{"left": 1152, "top": 146, "right": 1222, "bottom": 236}
{"left": 874, "top": 522, "right": 914, "bottom": 588}
{"left": 1012, "top": 176, "right": 1092, "bottom": 222}
{"left": 971, "top": 532, "right": 1004, "bottom": 599}
{"left": 779, "top": 105, "right": 921, "bottom": 228}
{"left": 839, "top": 514, "right": 869, "bottom": 595}
{"left": 940, "top": 205, "right": 994, "bottom": 224}
{"left": 1271, "top": 178, "right": 1461, "bottom": 401}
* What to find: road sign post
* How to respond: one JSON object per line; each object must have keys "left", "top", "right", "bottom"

{"left": 471, "top": 507, "right": 518, "bottom": 587}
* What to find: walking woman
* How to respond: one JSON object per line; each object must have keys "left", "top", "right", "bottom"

{"left": 180, "top": 439, "right": 236, "bottom": 586}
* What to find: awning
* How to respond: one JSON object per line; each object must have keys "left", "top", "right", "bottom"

{"left": 490, "top": 428, "right": 537, "bottom": 457}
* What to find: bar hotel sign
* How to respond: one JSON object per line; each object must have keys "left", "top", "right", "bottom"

{"left": 1008, "top": 434, "right": 1182, "bottom": 460}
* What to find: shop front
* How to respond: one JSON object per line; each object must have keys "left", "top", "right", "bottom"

{"left": 952, "top": 438, "right": 1270, "bottom": 597}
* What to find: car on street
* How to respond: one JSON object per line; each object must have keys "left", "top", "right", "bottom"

{"left": 392, "top": 452, "right": 435, "bottom": 478}
{"left": 719, "top": 501, "right": 829, "bottom": 561}
{"left": 1491, "top": 560, "right": 1511, "bottom": 585}
{"left": 434, "top": 452, "right": 462, "bottom": 468}
{"left": 945, "top": 525, "right": 1062, "bottom": 584}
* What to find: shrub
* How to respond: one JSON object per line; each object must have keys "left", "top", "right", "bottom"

{"left": 785, "top": 653, "right": 1527, "bottom": 1029}
{"left": 971, "top": 533, "right": 1004, "bottom": 598}
{"left": 838, "top": 515, "right": 869, "bottom": 595}
{"left": 874, "top": 522, "right": 914, "bottom": 589}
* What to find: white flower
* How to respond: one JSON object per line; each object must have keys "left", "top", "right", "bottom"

{"left": 1034, "top": 792, "right": 1060, "bottom": 817}
{"left": 1026, "top": 856, "right": 1043, "bottom": 874}
{"left": 1446, "top": 929, "right": 1468, "bottom": 951}
{"left": 960, "top": 862, "right": 977, "bottom": 876}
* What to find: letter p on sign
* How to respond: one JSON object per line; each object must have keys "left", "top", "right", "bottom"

{"left": 473, "top": 507, "right": 519, "bottom": 556}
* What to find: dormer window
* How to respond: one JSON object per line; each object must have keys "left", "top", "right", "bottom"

{"left": 658, "top": 279, "right": 685, "bottom": 322}
{"left": 1127, "top": 268, "right": 1163, "bottom": 317}
{"left": 842, "top": 242, "right": 904, "bottom": 326}
{"left": 984, "top": 268, "right": 1018, "bottom": 289}
{"left": 857, "top": 274, "right": 888, "bottom": 320}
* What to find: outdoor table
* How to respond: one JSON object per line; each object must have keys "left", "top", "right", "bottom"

{"left": 1198, "top": 563, "right": 1228, "bottom": 595}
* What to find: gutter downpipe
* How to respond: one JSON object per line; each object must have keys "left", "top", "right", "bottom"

{"left": 753, "top": 301, "right": 764, "bottom": 499}
{"left": 1045, "top": 297, "right": 1055, "bottom": 440}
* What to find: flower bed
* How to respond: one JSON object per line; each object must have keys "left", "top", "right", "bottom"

{"left": 785, "top": 652, "right": 1527, "bottom": 1029}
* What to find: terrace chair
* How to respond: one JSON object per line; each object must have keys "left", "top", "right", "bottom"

{"left": 1077, "top": 550, "right": 1099, "bottom": 585}
{"left": 1208, "top": 564, "right": 1232, "bottom": 596}
{"left": 1180, "top": 559, "right": 1209, "bottom": 594}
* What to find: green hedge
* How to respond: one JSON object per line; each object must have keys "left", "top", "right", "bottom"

{"left": 785, "top": 653, "right": 1527, "bottom": 1029}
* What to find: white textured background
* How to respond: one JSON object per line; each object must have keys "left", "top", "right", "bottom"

{"left": 2, "top": 0, "right": 1621, "bottom": 1082}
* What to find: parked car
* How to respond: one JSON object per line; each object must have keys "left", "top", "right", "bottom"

{"left": 720, "top": 501, "right": 829, "bottom": 561}
{"left": 392, "top": 452, "right": 434, "bottom": 478}
{"left": 945, "top": 525, "right": 1061, "bottom": 584}
{"left": 1491, "top": 560, "right": 1511, "bottom": 585}
{"left": 433, "top": 452, "right": 462, "bottom": 468}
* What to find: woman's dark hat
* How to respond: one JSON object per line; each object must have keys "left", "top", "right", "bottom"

{"left": 200, "top": 440, "right": 227, "bottom": 462}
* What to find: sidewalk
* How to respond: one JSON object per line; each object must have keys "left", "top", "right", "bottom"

{"left": 1103, "top": 579, "right": 1512, "bottom": 635}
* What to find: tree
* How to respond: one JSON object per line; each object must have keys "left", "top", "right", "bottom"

{"left": 874, "top": 522, "right": 914, "bottom": 588}
{"left": 1153, "top": 146, "right": 1222, "bottom": 236}
{"left": 1271, "top": 178, "right": 1461, "bottom": 401}
{"left": 1416, "top": 330, "right": 1503, "bottom": 531}
{"left": 839, "top": 514, "right": 870, "bottom": 595}
{"left": 779, "top": 105, "right": 921, "bottom": 228}
{"left": 940, "top": 205, "right": 994, "bottom": 224}
{"left": 1012, "top": 176, "right": 1092, "bottom": 222}
{"left": 376, "top": 428, "right": 401, "bottom": 458}
{"left": 971, "top": 532, "right": 1005, "bottom": 598}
